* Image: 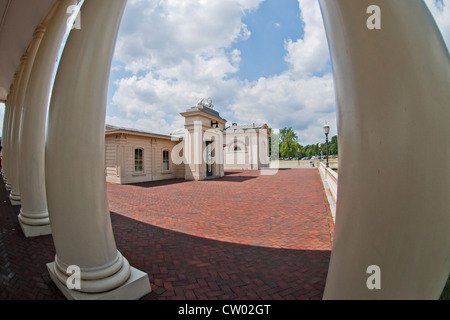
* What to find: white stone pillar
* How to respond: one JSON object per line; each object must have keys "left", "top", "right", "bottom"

{"left": 45, "top": 0, "right": 150, "bottom": 299}
{"left": 8, "top": 25, "right": 46, "bottom": 206}
{"left": 4, "top": 95, "right": 16, "bottom": 190}
{"left": 18, "top": 0, "right": 79, "bottom": 237}
{"left": 1, "top": 102, "right": 9, "bottom": 177}
{"left": 6, "top": 57, "right": 28, "bottom": 202}
{"left": 2, "top": 88, "right": 13, "bottom": 185}
{"left": 320, "top": 0, "right": 450, "bottom": 299}
{"left": 4, "top": 68, "right": 23, "bottom": 191}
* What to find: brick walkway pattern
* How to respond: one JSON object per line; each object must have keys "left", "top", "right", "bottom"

{"left": 108, "top": 169, "right": 334, "bottom": 250}
{"left": 1, "top": 168, "right": 333, "bottom": 300}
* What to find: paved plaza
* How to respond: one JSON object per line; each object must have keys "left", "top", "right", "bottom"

{"left": 1, "top": 169, "right": 334, "bottom": 300}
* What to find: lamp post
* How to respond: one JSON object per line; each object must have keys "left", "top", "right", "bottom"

{"left": 323, "top": 124, "right": 330, "bottom": 168}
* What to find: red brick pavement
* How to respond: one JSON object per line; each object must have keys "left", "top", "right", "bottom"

{"left": 107, "top": 169, "right": 334, "bottom": 251}
{"left": 113, "top": 213, "right": 331, "bottom": 300}
{"left": 0, "top": 168, "right": 334, "bottom": 300}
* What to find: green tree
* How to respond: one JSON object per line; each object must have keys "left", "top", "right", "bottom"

{"left": 329, "top": 135, "right": 338, "bottom": 155}
{"left": 273, "top": 129, "right": 338, "bottom": 160}
{"left": 268, "top": 128, "right": 280, "bottom": 160}
{"left": 319, "top": 143, "right": 326, "bottom": 156}
{"left": 279, "top": 127, "right": 299, "bottom": 158}
{"left": 297, "top": 145, "right": 305, "bottom": 158}
{"left": 313, "top": 143, "right": 319, "bottom": 156}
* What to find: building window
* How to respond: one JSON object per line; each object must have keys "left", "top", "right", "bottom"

{"left": 134, "top": 148, "right": 144, "bottom": 173}
{"left": 234, "top": 145, "right": 241, "bottom": 151}
{"left": 163, "top": 150, "right": 170, "bottom": 171}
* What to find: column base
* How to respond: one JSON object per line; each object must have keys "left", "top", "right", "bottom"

{"left": 47, "top": 262, "right": 152, "bottom": 300}
{"left": 19, "top": 219, "right": 52, "bottom": 238}
{"left": 9, "top": 192, "right": 21, "bottom": 206}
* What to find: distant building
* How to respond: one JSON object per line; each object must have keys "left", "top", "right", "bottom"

{"left": 105, "top": 125, "right": 185, "bottom": 184}
{"left": 223, "top": 122, "right": 270, "bottom": 171}
{"left": 105, "top": 99, "right": 270, "bottom": 184}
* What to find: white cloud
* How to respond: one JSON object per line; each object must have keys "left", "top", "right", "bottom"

{"left": 110, "top": 0, "right": 336, "bottom": 145}
{"left": 110, "top": 0, "right": 262, "bottom": 133}
{"left": 109, "top": 0, "right": 450, "bottom": 145}
{"left": 283, "top": 0, "right": 330, "bottom": 76}
{"left": 114, "top": 0, "right": 262, "bottom": 74}
{"left": 227, "top": 73, "right": 337, "bottom": 144}
{"left": 105, "top": 115, "right": 135, "bottom": 129}
{"left": 238, "top": 23, "right": 252, "bottom": 41}
{"left": 227, "top": 0, "right": 336, "bottom": 143}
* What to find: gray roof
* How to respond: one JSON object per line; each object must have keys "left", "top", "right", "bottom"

{"left": 105, "top": 124, "right": 175, "bottom": 140}
{"left": 184, "top": 105, "right": 224, "bottom": 120}
{"left": 225, "top": 123, "right": 267, "bottom": 131}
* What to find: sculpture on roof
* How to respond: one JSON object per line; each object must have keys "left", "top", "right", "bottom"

{"left": 204, "top": 97, "right": 214, "bottom": 109}
{"left": 195, "top": 98, "right": 204, "bottom": 107}
{"left": 195, "top": 97, "right": 214, "bottom": 109}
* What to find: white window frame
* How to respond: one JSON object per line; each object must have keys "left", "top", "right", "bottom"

{"left": 133, "top": 147, "right": 145, "bottom": 175}
{"left": 162, "top": 149, "right": 171, "bottom": 172}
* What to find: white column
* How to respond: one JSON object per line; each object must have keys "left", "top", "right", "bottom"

{"left": 2, "top": 88, "right": 13, "bottom": 185}
{"left": 6, "top": 57, "right": 27, "bottom": 202}
{"left": 1, "top": 101, "right": 9, "bottom": 177}
{"left": 8, "top": 25, "right": 46, "bottom": 206}
{"left": 18, "top": 0, "right": 79, "bottom": 237}
{"left": 45, "top": 0, "right": 150, "bottom": 299}
{"left": 4, "top": 68, "right": 23, "bottom": 191}
{"left": 320, "top": 0, "right": 450, "bottom": 299}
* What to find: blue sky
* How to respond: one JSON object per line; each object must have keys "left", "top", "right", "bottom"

{"left": 106, "top": 0, "right": 336, "bottom": 145}
{"left": 104, "top": 0, "right": 450, "bottom": 145}
{"left": 232, "top": 0, "right": 305, "bottom": 81}
{"left": 1, "top": 0, "right": 449, "bottom": 146}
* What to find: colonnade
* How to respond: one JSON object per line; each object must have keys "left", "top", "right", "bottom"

{"left": 1, "top": 0, "right": 150, "bottom": 299}
{"left": 0, "top": 0, "right": 449, "bottom": 300}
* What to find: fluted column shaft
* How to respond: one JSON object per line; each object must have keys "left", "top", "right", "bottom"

{"left": 45, "top": 0, "right": 135, "bottom": 294}
{"left": 320, "top": 0, "right": 450, "bottom": 299}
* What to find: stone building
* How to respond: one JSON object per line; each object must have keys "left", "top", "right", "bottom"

{"left": 223, "top": 122, "right": 270, "bottom": 171}
{"left": 105, "top": 125, "right": 185, "bottom": 184}
{"left": 105, "top": 98, "right": 270, "bottom": 184}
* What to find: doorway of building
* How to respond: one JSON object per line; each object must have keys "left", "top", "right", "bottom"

{"left": 206, "top": 141, "right": 213, "bottom": 177}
